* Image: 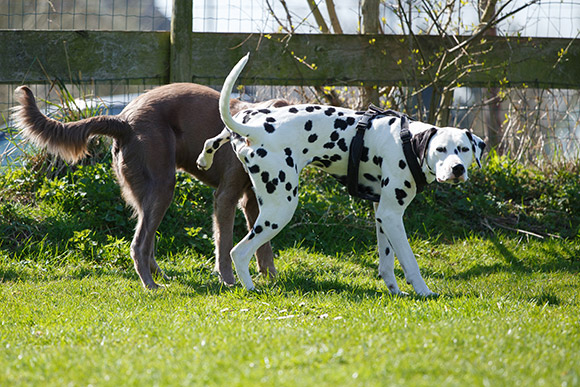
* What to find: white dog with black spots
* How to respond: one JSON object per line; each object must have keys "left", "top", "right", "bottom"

{"left": 198, "top": 54, "right": 485, "bottom": 297}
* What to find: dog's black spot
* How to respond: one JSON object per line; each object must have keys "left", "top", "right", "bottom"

{"left": 312, "top": 156, "right": 332, "bottom": 168}
{"left": 248, "top": 231, "right": 255, "bottom": 240}
{"left": 376, "top": 217, "right": 382, "bottom": 223}
{"left": 338, "top": 112, "right": 344, "bottom": 116}
{"left": 207, "top": 149, "right": 213, "bottom": 154}
{"left": 399, "top": 160, "right": 406, "bottom": 169}
{"left": 271, "top": 223, "right": 278, "bottom": 229}
{"left": 385, "top": 247, "right": 390, "bottom": 256}
{"left": 323, "top": 142, "right": 335, "bottom": 149}
{"left": 325, "top": 107, "right": 336, "bottom": 116}
{"left": 286, "top": 156, "right": 294, "bottom": 168}
{"left": 254, "top": 225, "right": 264, "bottom": 233}
{"left": 265, "top": 221, "right": 270, "bottom": 227}
{"left": 212, "top": 140, "right": 221, "bottom": 149}
{"left": 289, "top": 107, "right": 299, "bottom": 113}
{"left": 292, "top": 187, "right": 298, "bottom": 197}
{"left": 395, "top": 188, "right": 407, "bottom": 205}
{"left": 258, "top": 197, "right": 263, "bottom": 206}
{"left": 244, "top": 156, "right": 249, "bottom": 163}
{"left": 284, "top": 148, "right": 292, "bottom": 156}
{"left": 373, "top": 156, "right": 383, "bottom": 166}
{"left": 304, "top": 120, "right": 313, "bottom": 131}
{"left": 266, "top": 117, "right": 276, "bottom": 122}
{"left": 337, "top": 138, "right": 348, "bottom": 152}
{"left": 302, "top": 148, "right": 309, "bottom": 154}
{"left": 314, "top": 106, "right": 322, "bottom": 110}
{"left": 379, "top": 227, "right": 384, "bottom": 234}
{"left": 329, "top": 154, "right": 342, "bottom": 162}
{"left": 242, "top": 114, "right": 252, "bottom": 124}
{"left": 278, "top": 171, "right": 286, "bottom": 182}
{"left": 361, "top": 147, "right": 370, "bottom": 162}
{"left": 287, "top": 196, "right": 292, "bottom": 202}
{"left": 308, "top": 134, "right": 318, "bottom": 143}
{"left": 334, "top": 118, "right": 348, "bottom": 130}
{"left": 248, "top": 165, "right": 260, "bottom": 174}
{"left": 285, "top": 182, "right": 292, "bottom": 191}
{"left": 266, "top": 182, "right": 276, "bottom": 194}
{"left": 264, "top": 122, "right": 276, "bottom": 133}
{"left": 251, "top": 111, "right": 258, "bottom": 116}
{"left": 381, "top": 177, "right": 390, "bottom": 187}
{"left": 306, "top": 106, "right": 315, "bottom": 112}
{"left": 346, "top": 117, "right": 356, "bottom": 126}
{"left": 258, "top": 109, "right": 271, "bottom": 114}
{"left": 330, "top": 131, "right": 340, "bottom": 141}
{"left": 256, "top": 148, "right": 268, "bottom": 158}
{"left": 389, "top": 117, "right": 396, "bottom": 125}
{"left": 261, "top": 172, "right": 270, "bottom": 183}
{"left": 364, "top": 173, "right": 378, "bottom": 182}
{"left": 404, "top": 180, "right": 412, "bottom": 188}
{"left": 358, "top": 184, "right": 374, "bottom": 195}
{"left": 272, "top": 178, "right": 279, "bottom": 186}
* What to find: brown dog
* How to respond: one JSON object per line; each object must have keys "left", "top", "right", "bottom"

{"left": 13, "top": 83, "right": 287, "bottom": 289}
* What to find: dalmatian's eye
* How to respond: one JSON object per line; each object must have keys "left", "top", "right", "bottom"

{"left": 461, "top": 147, "right": 470, "bottom": 152}
{"left": 436, "top": 147, "right": 447, "bottom": 153}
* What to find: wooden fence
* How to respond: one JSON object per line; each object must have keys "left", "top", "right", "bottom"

{"left": 0, "top": 0, "right": 578, "bottom": 89}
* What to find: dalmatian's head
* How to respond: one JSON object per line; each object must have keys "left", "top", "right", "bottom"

{"left": 416, "top": 127, "right": 485, "bottom": 184}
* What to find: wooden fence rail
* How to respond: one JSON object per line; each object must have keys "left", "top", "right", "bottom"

{"left": 0, "top": 30, "right": 578, "bottom": 89}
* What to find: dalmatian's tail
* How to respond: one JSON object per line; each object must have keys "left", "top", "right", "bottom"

{"left": 219, "top": 53, "right": 255, "bottom": 139}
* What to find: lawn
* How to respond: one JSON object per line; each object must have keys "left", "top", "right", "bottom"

{"left": 1, "top": 157, "right": 579, "bottom": 386}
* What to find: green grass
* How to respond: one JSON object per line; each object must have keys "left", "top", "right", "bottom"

{"left": 1, "top": 158, "right": 579, "bottom": 386}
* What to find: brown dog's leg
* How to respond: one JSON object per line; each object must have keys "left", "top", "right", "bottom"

{"left": 240, "top": 188, "right": 277, "bottom": 279}
{"left": 130, "top": 177, "right": 175, "bottom": 289}
{"left": 113, "top": 135, "right": 176, "bottom": 289}
{"left": 212, "top": 184, "right": 239, "bottom": 285}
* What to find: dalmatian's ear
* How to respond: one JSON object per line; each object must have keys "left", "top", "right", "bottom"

{"left": 412, "top": 127, "right": 438, "bottom": 166}
{"left": 464, "top": 130, "right": 486, "bottom": 168}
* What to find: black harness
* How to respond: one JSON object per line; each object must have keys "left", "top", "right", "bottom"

{"left": 346, "top": 105, "right": 427, "bottom": 202}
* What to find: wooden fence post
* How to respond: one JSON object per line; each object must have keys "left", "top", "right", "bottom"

{"left": 361, "top": 0, "right": 380, "bottom": 108}
{"left": 170, "top": 0, "right": 193, "bottom": 83}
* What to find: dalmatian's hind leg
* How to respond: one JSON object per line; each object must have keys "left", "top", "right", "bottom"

{"left": 231, "top": 170, "right": 300, "bottom": 290}
{"left": 196, "top": 128, "right": 230, "bottom": 170}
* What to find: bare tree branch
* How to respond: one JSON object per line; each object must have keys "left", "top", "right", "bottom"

{"left": 325, "top": 0, "right": 343, "bottom": 34}
{"left": 306, "top": 0, "right": 330, "bottom": 33}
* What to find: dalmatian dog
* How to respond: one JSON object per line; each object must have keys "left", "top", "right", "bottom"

{"left": 197, "top": 54, "right": 485, "bottom": 297}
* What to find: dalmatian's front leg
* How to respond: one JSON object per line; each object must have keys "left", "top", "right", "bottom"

{"left": 373, "top": 203, "right": 405, "bottom": 296}
{"left": 374, "top": 200, "right": 437, "bottom": 297}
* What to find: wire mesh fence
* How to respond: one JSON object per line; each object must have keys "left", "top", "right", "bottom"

{"left": 1, "top": 0, "right": 579, "bottom": 164}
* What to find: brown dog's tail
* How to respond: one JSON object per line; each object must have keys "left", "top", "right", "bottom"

{"left": 12, "top": 86, "right": 132, "bottom": 163}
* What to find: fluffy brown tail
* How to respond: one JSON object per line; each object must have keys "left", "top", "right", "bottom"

{"left": 12, "top": 86, "right": 132, "bottom": 163}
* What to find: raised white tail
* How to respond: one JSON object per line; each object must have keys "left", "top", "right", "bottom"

{"left": 219, "top": 53, "right": 251, "bottom": 137}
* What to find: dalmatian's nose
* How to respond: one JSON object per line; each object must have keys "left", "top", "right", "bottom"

{"left": 452, "top": 164, "right": 465, "bottom": 177}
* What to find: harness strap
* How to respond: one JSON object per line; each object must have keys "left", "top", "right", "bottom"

{"left": 347, "top": 105, "right": 383, "bottom": 202}
{"left": 347, "top": 104, "right": 427, "bottom": 201}
{"left": 400, "top": 116, "right": 428, "bottom": 193}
